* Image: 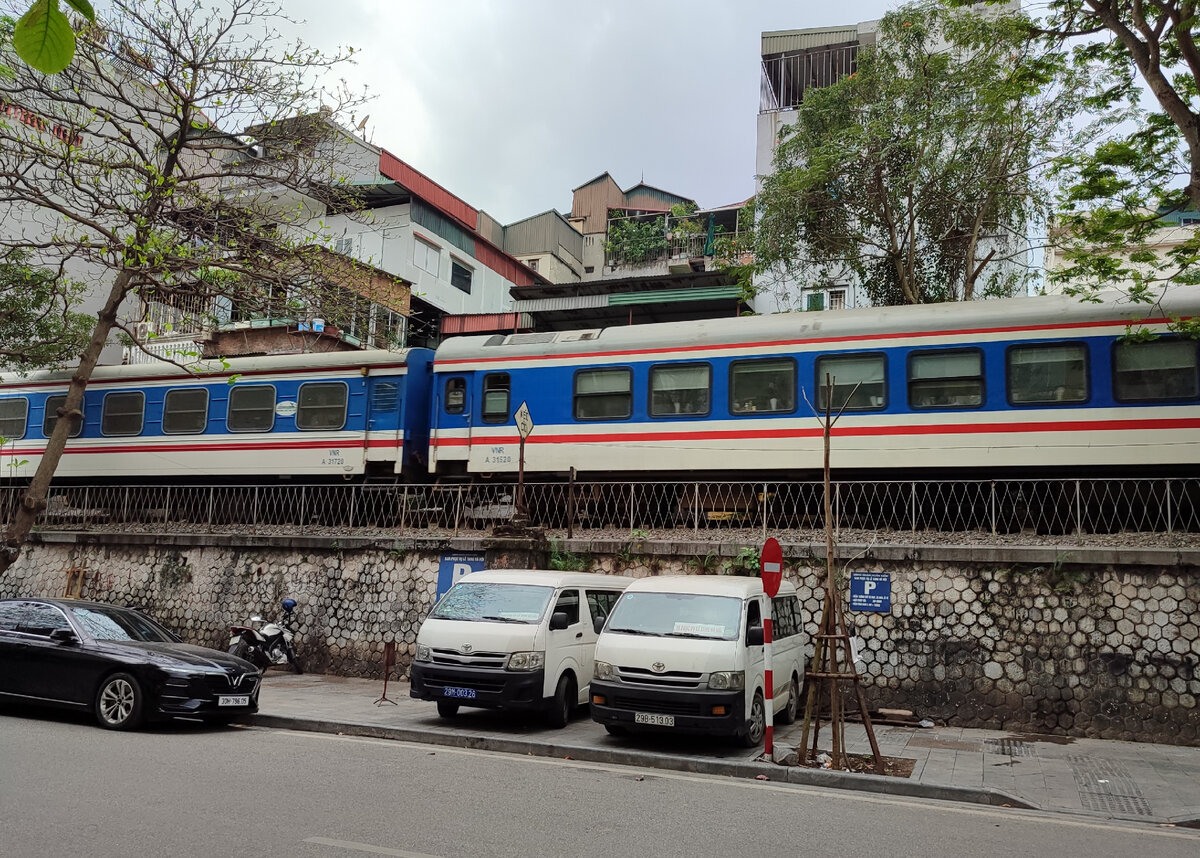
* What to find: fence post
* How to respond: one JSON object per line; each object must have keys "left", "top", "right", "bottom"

{"left": 165, "top": 485, "right": 172, "bottom": 528}
{"left": 453, "top": 485, "right": 464, "bottom": 536}
{"left": 693, "top": 483, "right": 700, "bottom": 537}
{"left": 990, "top": 481, "right": 997, "bottom": 538}
{"left": 1075, "top": 480, "right": 1084, "bottom": 535}
{"left": 911, "top": 481, "right": 917, "bottom": 533}
{"left": 1166, "top": 479, "right": 1173, "bottom": 534}
{"left": 567, "top": 468, "right": 576, "bottom": 539}
{"left": 399, "top": 487, "right": 409, "bottom": 534}
{"left": 762, "top": 482, "right": 768, "bottom": 540}
{"left": 299, "top": 485, "right": 307, "bottom": 528}
{"left": 252, "top": 486, "right": 258, "bottom": 531}
{"left": 629, "top": 483, "right": 635, "bottom": 532}
{"left": 347, "top": 485, "right": 356, "bottom": 531}
{"left": 206, "top": 486, "right": 215, "bottom": 533}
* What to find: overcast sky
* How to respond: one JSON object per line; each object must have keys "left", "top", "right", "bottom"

{"left": 281, "top": 0, "right": 900, "bottom": 225}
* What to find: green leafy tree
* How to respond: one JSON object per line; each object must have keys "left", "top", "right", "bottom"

{"left": 0, "top": 0, "right": 369, "bottom": 574}
{"left": 10, "top": 0, "right": 94, "bottom": 74}
{"left": 0, "top": 250, "right": 93, "bottom": 370}
{"left": 754, "top": 2, "right": 1091, "bottom": 307}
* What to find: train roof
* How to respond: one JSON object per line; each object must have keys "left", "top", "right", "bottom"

{"left": 433, "top": 286, "right": 1200, "bottom": 364}
{"left": 0, "top": 347, "right": 430, "bottom": 385}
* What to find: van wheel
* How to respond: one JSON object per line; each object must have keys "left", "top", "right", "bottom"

{"left": 741, "top": 691, "right": 766, "bottom": 747}
{"left": 547, "top": 675, "right": 574, "bottom": 729}
{"left": 778, "top": 676, "right": 800, "bottom": 725}
{"left": 436, "top": 700, "right": 460, "bottom": 718}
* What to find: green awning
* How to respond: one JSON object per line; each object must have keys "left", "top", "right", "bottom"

{"left": 608, "top": 285, "right": 741, "bottom": 306}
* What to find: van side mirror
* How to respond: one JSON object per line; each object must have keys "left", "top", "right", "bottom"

{"left": 50, "top": 628, "right": 78, "bottom": 645}
{"left": 747, "top": 625, "right": 764, "bottom": 647}
{"left": 549, "top": 611, "right": 570, "bottom": 631}
{"left": 593, "top": 614, "right": 606, "bottom": 635}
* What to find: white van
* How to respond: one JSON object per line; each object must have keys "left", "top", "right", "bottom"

{"left": 590, "top": 575, "right": 805, "bottom": 747}
{"left": 409, "top": 570, "right": 631, "bottom": 727}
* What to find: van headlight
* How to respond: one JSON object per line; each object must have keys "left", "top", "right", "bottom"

{"left": 708, "top": 671, "right": 744, "bottom": 690}
{"left": 593, "top": 661, "right": 614, "bottom": 681}
{"left": 415, "top": 644, "right": 431, "bottom": 662}
{"left": 507, "top": 651, "right": 545, "bottom": 671}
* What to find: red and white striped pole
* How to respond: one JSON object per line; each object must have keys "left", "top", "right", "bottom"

{"left": 760, "top": 537, "right": 783, "bottom": 759}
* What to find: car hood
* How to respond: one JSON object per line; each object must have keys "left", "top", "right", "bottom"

{"left": 98, "top": 641, "right": 257, "bottom": 672}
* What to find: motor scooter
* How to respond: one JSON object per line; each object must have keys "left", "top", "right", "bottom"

{"left": 228, "top": 598, "right": 303, "bottom": 673}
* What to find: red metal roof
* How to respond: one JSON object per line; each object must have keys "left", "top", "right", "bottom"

{"left": 440, "top": 312, "right": 532, "bottom": 335}
{"left": 378, "top": 150, "right": 478, "bottom": 230}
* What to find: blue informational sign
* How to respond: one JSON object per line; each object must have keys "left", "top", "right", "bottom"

{"left": 849, "top": 572, "right": 892, "bottom": 612}
{"left": 436, "top": 552, "right": 486, "bottom": 600}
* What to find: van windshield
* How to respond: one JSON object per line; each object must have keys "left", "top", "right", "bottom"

{"left": 431, "top": 583, "right": 554, "bottom": 624}
{"left": 606, "top": 592, "right": 741, "bottom": 641}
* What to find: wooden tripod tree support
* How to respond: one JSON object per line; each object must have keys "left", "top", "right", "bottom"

{"left": 797, "top": 375, "right": 883, "bottom": 772}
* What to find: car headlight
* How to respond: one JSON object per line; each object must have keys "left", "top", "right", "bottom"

{"left": 708, "top": 671, "right": 745, "bottom": 690}
{"left": 162, "top": 666, "right": 199, "bottom": 678}
{"left": 593, "top": 661, "right": 614, "bottom": 681}
{"left": 507, "top": 651, "right": 545, "bottom": 671}
{"left": 415, "top": 644, "right": 431, "bottom": 662}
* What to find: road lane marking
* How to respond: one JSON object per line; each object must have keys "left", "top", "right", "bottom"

{"left": 303, "top": 836, "right": 443, "bottom": 858}
{"left": 262, "top": 728, "right": 1198, "bottom": 842}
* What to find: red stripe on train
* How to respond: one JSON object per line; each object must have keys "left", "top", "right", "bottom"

{"left": 0, "top": 438, "right": 403, "bottom": 457}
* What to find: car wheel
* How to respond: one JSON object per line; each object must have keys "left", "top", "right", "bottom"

{"left": 741, "top": 690, "right": 766, "bottom": 747}
{"left": 778, "top": 676, "right": 800, "bottom": 725}
{"left": 604, "top": 724, "right": 629, "bottom": 737}
{"left": 436, "top": 700, "right": 460, "bottom": 718}
{"left": 546, "top": 674, "right": 575, "bottom": 729}
{"left": 95, "top": 672, "right": 144, "bottom": 731}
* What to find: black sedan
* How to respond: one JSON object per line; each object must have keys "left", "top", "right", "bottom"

{"left": 0, "top": 597, "right": 260, "bottom": 730}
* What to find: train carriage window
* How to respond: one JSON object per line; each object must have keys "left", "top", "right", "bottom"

{"left": 1113, "top": 339, "right": 1199, "bottom": 402}
{"left": 815, "top": 353, "right": 886, "bottom": 411}
{"left": 908, "top": 349, "right": 983, "bottom": 409}
{"left": 227, "top": 385, "right": 276, "bottom": 432}
{"left": 1007, "top": 343, "right": 1088, "bottom": 404}
{"left": 574, "top": 368, "right": 632, "bottom": 420}
{"left": 730, "top": 359, "right": 795, "bottom": 414}
{"left": 42, "top": 394, "right": 84, "bottom": 438}
{"left": 0, "top": 398, "right": 29, "bottom": 440}
{"left": 163, "top": 389, "right": 209, "bottom": 434}
{"left": 482, "top": 373, "right": 510, "bottom": 423}
{"left": 101, "top": 391, "right": 145, "bottom": 436}
{"left": 650, "top": 364, "right": 711, "bottom": 417}
{"left": 444, "top": 378, "right": 466, "bottom": 415}
{"left": 297, "top": 382, "right": 348, "bottom": 430}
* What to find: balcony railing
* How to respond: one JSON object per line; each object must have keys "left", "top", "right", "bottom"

{"left": 760, "top": 44, "right": 858, "bottom": 112}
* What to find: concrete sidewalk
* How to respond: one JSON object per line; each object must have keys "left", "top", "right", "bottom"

{"left": 248, "top": 672, "right": 1200, "bottom": 829}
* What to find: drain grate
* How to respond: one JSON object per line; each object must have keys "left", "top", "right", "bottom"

{"left": 985, "top": 738, "right": 1034, "bottom": 757}
{"left": 1068, "top": 756, "right": 1153, "bottom": 817}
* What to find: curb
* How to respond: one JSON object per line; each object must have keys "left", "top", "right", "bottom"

{"left": 247, "top": 713, "right": 1035, "bottom": 810}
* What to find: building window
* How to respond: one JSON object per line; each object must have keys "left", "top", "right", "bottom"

{"left": 815, "top": 353, "right": 887, "bottom": 411}
{"left": 482, "top": 373, "right": 510, "bottom": 423}
{"left": 162, "top": 388, "right": 208, "bottom": 435}
{"left": 444, "top": 378, "right": 466, "bottom": 414}
{"left": 42, "top": 394, "right": 84, "bottom": 438}
{"left": 450, "top": 259, "right": 473, "bottom": 294}
{"left": 1007, "top": 343, "right": 1088, "bottom": 405}
{"left": 730, "top": 359, "right": 795, "bottom": 414}
{"left": 650, "top": 364, "right": 711, "bottom": 417}
{"left": 806, "top": 292, "right": 825, "bottom": 311}
{"left": 828, "top": 289, "right": 846, "bottom": 310}
{"left": 227, "top": 385, "right": 276, "bottom": 432}
{"left": 526, "top": 258, "right": 539, "bottom": 271}
{"left": 297, "top": 382, "right": 348, "bottom": 430}
{"left": 584, "top": 265, "right": 595, "bottom": 274}
{"left": 333, "top": 236, "right": 356, "bottom": 255}
{"left": 574, "top": 368, "right": 633, "bottom": 420}
{"left": 909, "top": 349, "right": 983, "bottom": 409}
{"left": 0, "top": 398, "right": 28, "bottom": 440}
{"left": 1113, "top": 339, "right": 1198, "bottom": 402}
{"left": 413, "top": 237, "right": 440, "bottom": 277}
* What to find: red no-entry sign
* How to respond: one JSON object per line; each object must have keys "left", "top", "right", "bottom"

{"left": 760, "top": 537, "right": 782, "bottom": 598}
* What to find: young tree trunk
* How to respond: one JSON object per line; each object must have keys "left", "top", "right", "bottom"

{"left": 0, "top": 272, "right": 131, "bottom": 576}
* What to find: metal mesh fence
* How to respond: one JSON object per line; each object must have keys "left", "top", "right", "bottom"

{"left": 2, "top": 478, "right": 1198, "bottom": 546}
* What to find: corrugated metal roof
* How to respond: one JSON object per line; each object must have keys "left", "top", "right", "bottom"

{"left": 762, "top": 26, "right": 860, "bottom": 56}
{"left": 511, "top": 294, "right": 609, "bottom": 312}
{"left": 608, "top": 285, "right": 742, "bottom": 306}
{"left": 440, "top": 313, "right": 533, "bottom": 334}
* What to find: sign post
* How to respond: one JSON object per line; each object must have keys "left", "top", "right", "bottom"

{"left": 513, "top": 401, "right": 534, "bottom": 516}
{"left": 760, "top": 536, "right": 782, "bottom": 758}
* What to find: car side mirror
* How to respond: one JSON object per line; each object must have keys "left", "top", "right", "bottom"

{"left": 549, "top": 611, "right": 570, "bottom": 631}
{"left": 49, "top": 628, "right": 78, "bottom": 645}
{"left": 747, "top": 625, "right": 764, "bottom": 647}
{"left": 593, "top": 614, "right": 606, "bottom": 635}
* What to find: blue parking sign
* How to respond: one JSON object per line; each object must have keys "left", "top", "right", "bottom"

{"left": 849, "top": 572, "right": 891, "bottom": 612}
{"left": 437, "top": 552, "right": 486, "bottom": 600}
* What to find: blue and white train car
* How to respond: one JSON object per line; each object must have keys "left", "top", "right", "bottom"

{"left": 0, "top": 349, "right": 434, "bottom": 482}
{"left": 429, "top": 288, "right": 1200, "bottom": 478}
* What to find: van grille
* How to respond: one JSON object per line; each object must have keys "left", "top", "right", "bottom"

{"left": 423, "top": 669, "right": 509, "bottom": 693}
{"left": 612, "top": 695, "right": 703, "bottom": 716}
{"left": 616, "top": 667, "right": 703, "bottom": 689}
{"left": 430, "top": 648, "right": 508, "bottom": 669}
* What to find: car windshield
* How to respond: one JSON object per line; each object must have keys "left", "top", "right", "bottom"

{"left": 606, "top": 592, "right": 742, "bottom": 640}
{"left": 68, "top": 605, "right": 178, "bottom": 643}
{"left": 430, "top": 582, "right": 554, "bottom": 624}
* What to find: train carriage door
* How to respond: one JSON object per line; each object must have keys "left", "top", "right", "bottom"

{"left": 366, "top": 375, "right": 403, "bottom": 473}
{"left": 432, "top": 375, "right": 470, "bottom": 472}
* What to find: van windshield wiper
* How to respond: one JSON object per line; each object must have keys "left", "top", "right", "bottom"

{"left": 663, "top": 631, "right": 720, "bottom": 639}
{"left": 607, "top": 627, "right": 656, "bottom": 636}
{"left": 480, "top": 615, "right": 531, "bottom": 623}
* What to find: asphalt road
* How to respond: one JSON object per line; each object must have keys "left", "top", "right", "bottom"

{"left": 2, "top": 707, "right": 1197, "bottom": 858}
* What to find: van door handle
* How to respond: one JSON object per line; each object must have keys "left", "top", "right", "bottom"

{"left": 575, "top": 632, "right": 583, "bottom": 639}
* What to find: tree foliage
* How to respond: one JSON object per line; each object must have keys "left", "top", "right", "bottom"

{"left": 9, "top": 0, "right": 94, "bottom": 74}
{"left": 754, "top": 2, "right": 1091, "bottom": 308}
{"left": 0, "top": 250, "right": 93, "bottom": 370}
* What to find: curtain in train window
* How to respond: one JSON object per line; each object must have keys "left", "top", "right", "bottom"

{"left": 1007, "top": 343, "right": 1088, "bottom": 404}
{"left": 1113, "top": 339, "right": 1199, "bottom": 402}
{"left": 730, "top": 359, "right": 795, "bottom": 414}
{"left": 227, "top": 385, "right": 276, "bottom": 432}
{"left": 650, "top": 364, "right": 710, "bottom": 416}
{"left": 101, "top": 391, "right": 145, "bottom": 436}
{"left": 482, "top": 373, "right": 510, "bottom": 423}
{"left": 163, "top": 389, "right": 209, "bottom": 434}
{"left": 297, "top": 382, "right": 348, "bottom": 430}
{"left": 815, "top": 354, "right": 886, "bottom": 411}
{"left": 42, "top": 394, "right": 84, "bottom": 438}
{"left": 574, "top": 368, "right": 632, "bottom": 420}
{"left": 909, "top": 350, "right": 983, "bottom": 409}
{"left": 0, "top": 398, "right": 28, "bottom": 440}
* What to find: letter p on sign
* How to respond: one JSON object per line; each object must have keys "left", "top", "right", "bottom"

{"left": 760, "top": 537, "right": 783, "bottom": 598}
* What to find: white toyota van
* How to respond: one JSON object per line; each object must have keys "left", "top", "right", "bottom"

{"left": 589, "top": 575, "right": 805, "bottom": 746}
{"left": 409, "top": 570, "right": 631, "bottom": 727}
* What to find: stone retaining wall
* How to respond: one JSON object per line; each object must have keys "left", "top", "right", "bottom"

{"left": 3, "top": 534, "right": 1197, "bottom": 745}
